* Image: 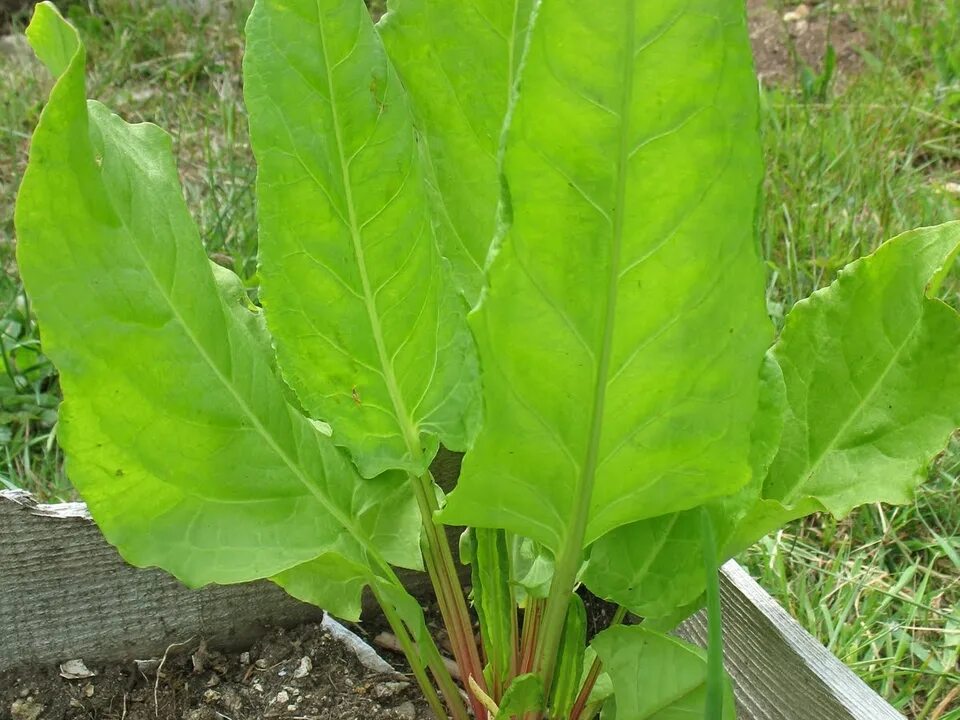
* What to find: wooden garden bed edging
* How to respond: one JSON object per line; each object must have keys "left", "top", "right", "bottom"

{"left": 0, "top": 490, "right": 904, "bottom": 719}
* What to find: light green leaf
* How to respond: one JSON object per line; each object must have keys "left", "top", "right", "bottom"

{"left": 271, "top": 555, "right": 371, "bottom": 620}
{"left": 15, "top": 3, "right": 419, "bottom": 620}
{"left": 592, "top": 626, "right": 736, "bottom": 720}
{"left": 244, "top": 0, "right": 479, "bottom": 478}
{"left": 496, "top": 673, "right": 544, "bottom": 719}
{"left": 444, "top": 0, "right": 771, "bottom": 557}
{"left": 582, "top": 353, "right": 786, "bottom": 619}
{"left": 584, "top": 512, "right": 702, "bottom": 619}
{"left": 379, "top": 0, "right": 536, "bottom": 303}
{"left": 766, "top": 223, "right": 960, "bottom": 516}
{"left": 510, "top": 535, "right": 554, "bottom": 603}
{"left": 469, "top": 528, "right": 517, "bottom": 695}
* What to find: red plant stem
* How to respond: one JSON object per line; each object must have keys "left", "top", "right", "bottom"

{"left": 517, "top": 596, "right": 544, "bottom": 676}
{"left": 413, "top": 472, "right": 488, "bottom": 719}
{"left": 569, "top": 605, "right": 628, "bottom": 720}
{"left": 372, "top": 582, "right": 467, "bottom": 720}
{"left": 569, "top": 655, "right": 602, "bottom": 720}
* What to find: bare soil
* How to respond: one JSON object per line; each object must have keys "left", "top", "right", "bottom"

{"left": 748, "top": 0, "right": 866, "bottom": 87}
{"left": 0, "top": 622, "right": 432, "bottom": 720}
{"left": 0, "top": 586, "right": 620, "bottom": 720}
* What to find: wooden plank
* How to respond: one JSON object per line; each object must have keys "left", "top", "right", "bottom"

{"left": 0, "top": 488, "right": 325, "bottom": 669}
{"left": 676, "top": 561, "right": 905, "bottom": 720}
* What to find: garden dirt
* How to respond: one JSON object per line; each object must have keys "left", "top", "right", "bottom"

{"left": 0, "top": 589, "right": 619, "bottom": 720}
{"left": 748, "top": 1, "right": 865, "bottom": 87}
{"left": 0, "top": 621, "right": 433, "bottom": 720}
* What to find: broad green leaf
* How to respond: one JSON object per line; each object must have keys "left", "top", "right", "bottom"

{"left": 549, "top": 593, "right": 586, "bottom": 718}
{"left": 444, "top": 0, "right": 771, "bottom": 556}
{"left": 765, "top": 223, "right": 960, "bottom": 516}
{"left": 379, "top": 0, "right": 536, "bottom": 303}
{"left": 592, "top": 626, "right": 736, "bottom": 720}
{"left": 15, "top": 3, "right": 419, "bottom": 620}
{"left": 496, "top": 673, "right": 544, "bottom": 719}
{"left": 582, "top": 353, "right": 786, "bottom": 619}
{"left": 587, "top": 225, "right": 960, "bottom": 625}
{"left": 716, "top": 222, "right": 960, "bottom": 563}
{"left": 244, "top": 0, "right": 479, "bottom": 478}
{"left": 584, "top": 512, "right": 702, "bottom": 619}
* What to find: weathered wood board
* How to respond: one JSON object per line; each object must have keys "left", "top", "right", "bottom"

{"left": 676, "top": 561, "right": 905, "bottom": 720}
{"left": 0, "top": 489, "right": 325, "bottom": 669}
{"left": 0, "top": 490, "right": 904, "bottom": 720}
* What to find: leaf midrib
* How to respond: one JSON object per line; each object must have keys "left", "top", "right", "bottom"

{"left": 315, "top": 2, "right": 422, "bottom": 464}
{"left": 569, "top": 2, "right": 636, "bottom": 551}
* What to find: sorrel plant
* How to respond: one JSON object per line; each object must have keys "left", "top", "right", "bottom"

{"left": 15, "top": 1, "right": 960, "bottom": 718}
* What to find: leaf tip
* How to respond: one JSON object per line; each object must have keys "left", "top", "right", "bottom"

{"left": 26, "top": 1, "right": 81, "bottom": 79}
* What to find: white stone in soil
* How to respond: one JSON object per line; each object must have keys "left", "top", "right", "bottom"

{"left": 393, "top": 700, "right": 417, "bottom": 720}
{"left": 293, "top": 655, "right": 313, "bottom": 679}
{"left": 321, "top": 612, "right": 400, "bottom": 676}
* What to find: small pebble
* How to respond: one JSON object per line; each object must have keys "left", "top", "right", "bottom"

{"left": 83, "top": 683, "right": 95, "bottom": 698}
{"left": 206, "top": 673, "right": 220, "bottom": 688}
{"left": 782, "top": 3, "right": 810, "bottom": 22}
{"left": 220, "top": 688, "right": 243, "bottom": 713}
{"left": 255, "top": 658, "right": 269, "bottom": 669}
{"left": 202, "top": 689, "right": 221, "bottom": 704}
{"left": 374, "top": 681, "right": 411, "bottom": 698}
{"left": 10, "top": 699, "right": 44, "bottom": 720}
{"left": 275, "top": 690, "right": 290, "bottom": 704}
{"left": 17, "top": 688, "right": 30, "bottom": 699}
{"left": 393, "top": 700, "right": 417, "bottom": 720}
{"left": 293, "top": 656, "right": 312, "bottom": 679}
{"left": 252, "top": 682, "right": 265, "bottom": 693}
{"left": 239, "top": 652, "right": 250, "bottom": 665}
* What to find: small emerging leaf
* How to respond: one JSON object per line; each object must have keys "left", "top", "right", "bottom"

{"left": 496, "top": 673, "right": 544, "bottom": 719}
{"left": 469, "top": 528, "right": 517, "bottom": 696}
{"left": 549, "top": 593, "right": 586, "bottom": 718}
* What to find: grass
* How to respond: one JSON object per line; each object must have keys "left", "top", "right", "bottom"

{"left": 0, "top": 0, "right": 957, "bottom": 717}
{"left": 0, "top": 0, "right": 256, "bottom": 498}
{"left": 744, "top": 2, "right": 960, "bottom": 718}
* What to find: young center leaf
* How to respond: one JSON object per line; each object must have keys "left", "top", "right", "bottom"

{"left": 244, "top": 0, "right": 479, "bottom": 478}
{"left": 378, "top": 0, "right": 537, "bottom": 303}
{"left": 443, "top": 0, "right": 772, "bottom": 555}
{"left": 15, "top": 3, "right": 419, "bottom": 620}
